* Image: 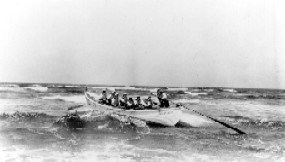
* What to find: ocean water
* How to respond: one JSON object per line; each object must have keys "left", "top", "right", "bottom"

{"left": 0, "top": 85, "right": 285, "bottom": 161}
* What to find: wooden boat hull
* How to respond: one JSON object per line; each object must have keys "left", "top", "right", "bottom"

{"left": 84, "top": 92, "right": 182, "bottom": 127}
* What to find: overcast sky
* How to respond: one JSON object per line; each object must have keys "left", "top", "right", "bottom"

{"left": 0, "top": 0, "right": 284, "bottom": 88}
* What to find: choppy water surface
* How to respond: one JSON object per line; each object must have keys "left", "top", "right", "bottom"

{"left": 0, "top": 86, "right": 285, "bottom": 161}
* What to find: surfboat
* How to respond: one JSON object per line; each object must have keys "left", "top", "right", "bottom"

{"left": 84, "top": 92, "right": 183, "bottom": 127}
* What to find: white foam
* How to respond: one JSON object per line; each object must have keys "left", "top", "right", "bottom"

{"left": 0, "top": 86, "right": 48, "bottom": 92}
{"left": 185, "top": 92, "right": 207, "bottom": 96}
{"left": 232, "top": 104, "right": 285, "bottom": 122}
{"left": 87, "top": 93, "right": 101, "bottom": 100}
{"left": 111, "top": 86, "right": 150, "bottom": 91}
{"left": 167, "top": 88, "right": 188, "bottom": 91}
{"left": 0, "top": 87, "right": 27, "bottom": 92}
{"left": 204, "top": 89, "right": 214, "bottom": 92}
{"left": 41, "top": 95, "right": 86, "bottom": 103}
{"left": 25, "top": 87, "right": 48, "bottom": 92}
{"left": 210, "top": 100, "right": 285, "bottom": 122}
{"left": 180, "top": 111, "right": 214, "bottom": 127}
{"left": 31, "top": 84, "right": 42, "bottom": 87}
{"left": 149, "top": 88, "right": 158, "bottom": 93}
{"left": 91, "top": 86, "right": 153, "bottom": 92}
{"left": 0, "top": 84, "right": 19, "bottom": 87}
{"left": 63, "top": 85, "right": 80, "bottom": 87}
{"left": 0, "top": 135, "right": 280, "bottom": 162}
{"left": 113, "top": 86, "right": 136, "bottom": 90}
{"left": 173, "top": 99, "right": 200, "bottom": 104}
{"left": 223, "top": 88, "right": 237, "bottom": 93}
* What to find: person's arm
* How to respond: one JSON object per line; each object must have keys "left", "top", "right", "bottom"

{"left": 127, "top": 101, "right": 131, "bottom": 106}
{"left": 140, "top": 100, "right": 146, "bottom": 106}
{"left": 119, "top": 99, "right": 124, "bottom": 104}
{"left": 152, "top": 100, "right": 158, "bottom": 105}
{"left": 144, "top": 99, "right": 150, "bottom": 106}
{"left": 162, "top": 93, "right": 167, "bottom": 99}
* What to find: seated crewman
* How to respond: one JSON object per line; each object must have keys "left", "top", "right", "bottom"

{"left": 144, "top": 96, "right": 157, "bottom": 109}
{"left": 112, "top": 92, "right": 120, "bottom": 107}
{"left": 134, "top": 96, "right": 145, "bottom": 110}
{"left": 98, "top": 90, "right": 108, "bottom": 104}
{"left": 107, "top": 91, "right": 116, "bottom": 105}
{"left": 126, "top": 97, "right": 135, "bottom": 109}
{"left": 157, "top": 89, "right": 170, "bottom": 108}
{"left": 119, "top": 93, "right": 128, "bottom": 107}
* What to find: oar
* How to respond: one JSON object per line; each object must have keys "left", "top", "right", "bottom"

{"left": 172, "top": 101, "right": 246, "bottom": 135}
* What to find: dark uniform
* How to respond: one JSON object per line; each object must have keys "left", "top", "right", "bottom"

{"left": 144, "top": 96, "right": 155, "bottom": 109}
{"left": 126, "top": 98, "right": 135, "bottom": 109}
{"left": 157, "top": 89, "right": 169, "bottom": 108}
{"left": 134, "top": 96, "right": 145, "bottom": 110}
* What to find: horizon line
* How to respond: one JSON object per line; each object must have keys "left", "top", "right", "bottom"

{"left": 0, "top": 81, "right": 284, "bottom": 90}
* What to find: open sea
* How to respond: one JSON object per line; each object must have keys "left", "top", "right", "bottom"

{"left": 0, "top": 83, "right": 285, "bottom": 162}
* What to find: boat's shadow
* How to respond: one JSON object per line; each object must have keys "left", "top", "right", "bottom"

{"left": 147, "top": 121, "right": 194, "bottom": 128}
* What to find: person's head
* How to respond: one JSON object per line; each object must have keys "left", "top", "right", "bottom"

{"left": 102, "top": 90, "right": 106, "bottom": 94}
{"left": 123, "top": 93, "right": 127, "bottom": 99}
{"left": 136, "top": 96, "right": 140, "bottom": 101}
{"left": 157, "top": 89, "right": 162, "bottom": 94}
{"left": 129, "top": 98, "right": 133, "bottom": 102}
{"left": 148, "top": 96, "right": 152, "bottom": 100}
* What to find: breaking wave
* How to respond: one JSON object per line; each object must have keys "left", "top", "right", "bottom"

{"left": 1, "top": 112, "right": 285, "bottom": 161}
{"left": 0, "top": 111, "right": 150, "bottom": 135}
{"left": 221, "top": 116, "right": 285, "bottom": 129}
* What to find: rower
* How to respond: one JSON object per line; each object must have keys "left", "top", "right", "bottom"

{"left": 144, "top": 96, "right": 158, "bottom": 109}
{"left": 157, "top": 89, "right": 170, "bottom": 108}
{"left": 98, "top": 90, "right": 108, "bottom": 104}
{"left": 119, "top": 93, "right": 128, "bottom": 107}
{"left": 134, "top": 96, "right": 145, "bottom": 110}
{"left": 126, "top": 97, "right": 135, "bottom": 109}
{"left": 107, "top": 91, "right": 116, "bottom": 105}
{"left": 112, "top": 92, "right": 119, "bottom": 107}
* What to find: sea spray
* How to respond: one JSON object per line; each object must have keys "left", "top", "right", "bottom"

{"left": 53, "top": 112, "right": 150, "bottom": 134}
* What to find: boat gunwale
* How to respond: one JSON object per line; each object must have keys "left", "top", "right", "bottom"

{"left": 84, "top": 91, "right": 183, "bottom": 126}
{"left": 85, "top": 91, "right": 181, "bottom": 112}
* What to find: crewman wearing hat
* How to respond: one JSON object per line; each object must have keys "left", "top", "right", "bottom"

{"left": 112, "top": 92, "right": 119, "bottom": 107}
{"left": 157, "top": 89, "right": 169, "bottom": 107}
{"left": 119, "top": 93, "right": 128, "bottom": 108}
{"left": 107, "top": 91, "right": 116, "bottom": 105}
{"left": 98, "top": 90, "right": 108, "bottom": 104}
{"left": 134, "top": 96, "right": 146, "bottom": 110}
{"left": 126, "top": 97, "right": 135, "bottom": 109}
{"left": 144, "top": 96, "right": 157, "bottom": 109}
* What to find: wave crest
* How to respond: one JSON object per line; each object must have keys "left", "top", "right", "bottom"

{"left": 221, "top": 116, "right": 285, "bottom": 129}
